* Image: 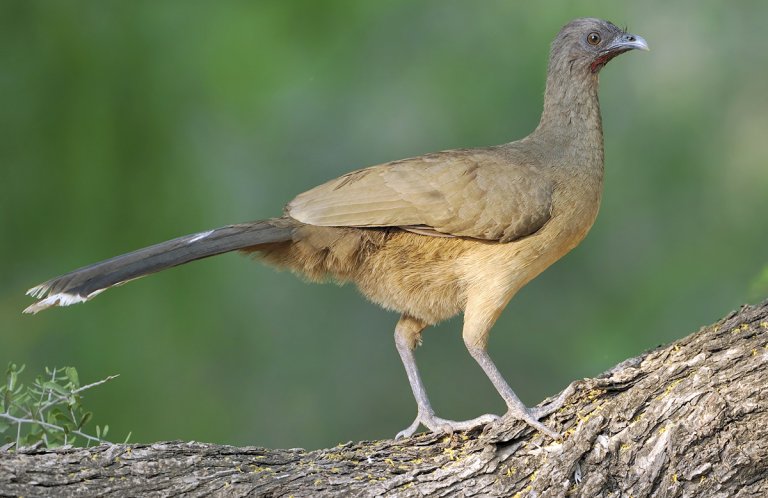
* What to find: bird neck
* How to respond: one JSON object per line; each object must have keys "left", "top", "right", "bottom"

{"left": 534, "top": 65, "right": 603, "bottom": 149}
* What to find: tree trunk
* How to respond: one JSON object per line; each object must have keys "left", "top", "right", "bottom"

{"left": 2, "top": 300, "right": 767, "bottom": 497}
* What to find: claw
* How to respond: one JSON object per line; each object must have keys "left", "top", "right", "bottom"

{"left": 395, "top": 412, "right": 498, "bottom": 439}
{"left": 395, "top": 417, "right": 422, "bottom": 439}
{"left": 499, "top": 383, "right": 577, "bottom": 440}
{"left": 529, "top": 382, "right": 576, "bottom": 420}
{"left": 511, "top": 412, "right": 561, "bottom": 440}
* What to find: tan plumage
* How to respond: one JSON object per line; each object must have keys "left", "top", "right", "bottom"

{"left": 286, "top": 147, "right": 553, "bottom": 242}
{"left": 24, "top": 18, "right": 648, "bottom": 439}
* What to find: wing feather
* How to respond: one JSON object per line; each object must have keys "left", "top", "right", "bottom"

{"left": 286, "top": 148, "right": 553, "bottom": 242}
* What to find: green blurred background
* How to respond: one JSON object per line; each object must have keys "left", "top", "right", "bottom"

{"left": 2, "top": 1, "right": 767, "bottom": 450}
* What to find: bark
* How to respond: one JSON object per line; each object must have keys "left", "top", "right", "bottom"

{"left": 2, "top": 300, "right": 767, "bottom": 498}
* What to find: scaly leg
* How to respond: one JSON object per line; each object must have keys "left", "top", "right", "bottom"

{"left": 394, "top": 315, "right": 498, "bottom": 439}
{"left": 465, "top": 345, "right": 571, "bottom": 439}
{"left": 462, "top": 302, "right": 571, "bottom": 440}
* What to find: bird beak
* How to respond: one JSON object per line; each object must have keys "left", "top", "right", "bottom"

{"left": 609, "top": 33, "right": 650, "bottom": 52}
{"left": 589, "top": 31, "right": 648, "bottom": 73}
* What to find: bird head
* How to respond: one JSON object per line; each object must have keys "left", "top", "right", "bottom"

{"left": 550, "top": 18, "right": 649, "bottom": 75}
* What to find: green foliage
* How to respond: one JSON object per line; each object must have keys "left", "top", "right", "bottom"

{"left": 0, "top": 363, "right": 126, "bottom": 449}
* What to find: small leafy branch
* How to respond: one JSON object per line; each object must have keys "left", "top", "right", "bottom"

{"left": 0, "top": 363, "right": 127, "bottom": 450}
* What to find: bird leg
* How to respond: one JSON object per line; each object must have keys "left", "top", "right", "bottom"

{"left": 394, "top": 315, "right": 498, "bottom": 439}
{"left": 465, "top": 343, "right": 567, "bottom": 440}
{"left": 461, "top": 299, "right": 572, "bottom": 440}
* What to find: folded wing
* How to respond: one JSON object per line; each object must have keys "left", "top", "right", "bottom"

{"left": 286, "top": 148, "right": 553, "bottom": 242}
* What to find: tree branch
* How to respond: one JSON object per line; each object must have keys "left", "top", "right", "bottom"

{"left": 2, "top": 301, "right": 767, "bottom": 497}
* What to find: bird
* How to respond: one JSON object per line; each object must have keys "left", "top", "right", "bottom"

{"left": 24, "top": 18, "right": 648, "bottom": 440}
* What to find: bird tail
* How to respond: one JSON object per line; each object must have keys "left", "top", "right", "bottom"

{"left": 23, "top": 219, "right": 294, "bottom": 314}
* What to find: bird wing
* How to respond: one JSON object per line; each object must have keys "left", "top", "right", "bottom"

{"left": 286, "top": 148, "right": 553, "bottom": 242}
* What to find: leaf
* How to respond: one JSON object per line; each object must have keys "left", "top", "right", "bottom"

{"left": 7, "top": 370, "right": 16, "bottom": 392}
{"left": 28, "top": 424, "right": 41, "bottom": 438}
{"left": 6, "top": 363, "right": 24, "bottom": 390}
{"left": 64, "top": 367, "right": 80, "bottom": 388}
{"left": 42, "top": 381, "right": 69, "bottom": 396}
{"left": 78, "top": 412, "right": 93, "bottom": 430}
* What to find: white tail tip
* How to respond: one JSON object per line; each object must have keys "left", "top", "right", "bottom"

{"left": 23, "top": 292, "right": 89, "bottom": 314}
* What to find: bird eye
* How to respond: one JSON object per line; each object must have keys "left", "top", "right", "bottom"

{"left": 587, "top": 32, "right": 601, "bottom": 46}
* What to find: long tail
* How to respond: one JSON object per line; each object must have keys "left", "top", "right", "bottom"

{"left": 24, "top": 219, "right": 293, "bottom": 314}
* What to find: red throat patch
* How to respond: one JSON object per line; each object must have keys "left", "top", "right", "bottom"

{"left": 590, "top": 48, "right": 630, "bottom": 73}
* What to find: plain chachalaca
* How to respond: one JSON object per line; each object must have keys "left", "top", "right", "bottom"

{"left": 24, "top": 18, "right": 648, "bottom": 439}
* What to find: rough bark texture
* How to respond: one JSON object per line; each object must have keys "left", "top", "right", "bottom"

{"left": 2, "top": 300, "right": 767, "bottom": 497}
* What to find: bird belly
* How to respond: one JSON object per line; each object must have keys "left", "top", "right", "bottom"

{"left": 256, "top": 202, "right": 599, "bottom": 328}
{"left": 354, "top": 231, "right": 474, "bottom": 325}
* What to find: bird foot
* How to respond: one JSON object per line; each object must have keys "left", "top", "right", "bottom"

{"left": 500, "top": 407, "right": 561, "bottom": 440}
{"left": 395, "top": 412, "right": 498, "bottom": 439}
{"left": 500, "top": 383, "right": 577, "bottom": 440}
{"left": 528, "top": 382, "right": 576, "bottom": 419}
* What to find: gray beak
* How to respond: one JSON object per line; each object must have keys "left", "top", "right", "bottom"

{"left": 612, "top": 33, "right": 650, "bottom": 52}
